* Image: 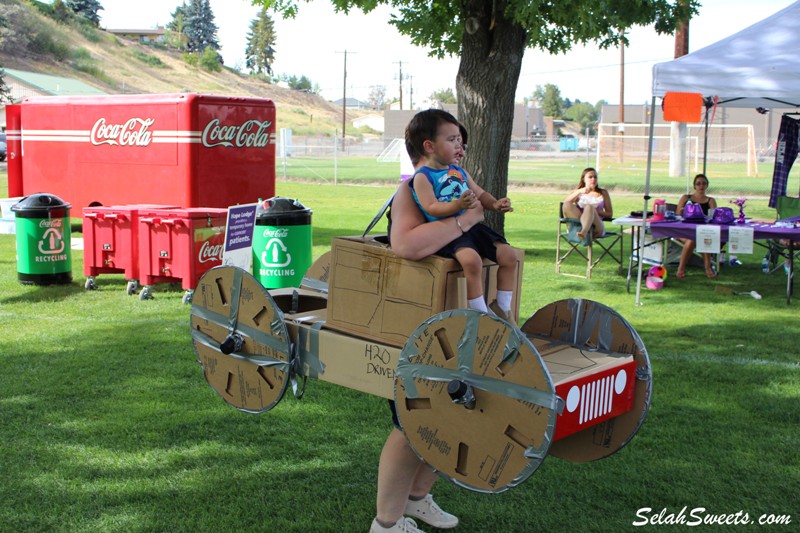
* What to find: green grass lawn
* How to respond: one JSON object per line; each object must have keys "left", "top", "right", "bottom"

{"left": 1, "top": 179, "right": 798, "bottom": 532}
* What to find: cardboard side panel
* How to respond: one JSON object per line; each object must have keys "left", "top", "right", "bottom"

{"left": 385, "top": 258, "right": 439, "bottom": 306}
{"left": 288, "top": 321, "right": 399, "bottom": 399}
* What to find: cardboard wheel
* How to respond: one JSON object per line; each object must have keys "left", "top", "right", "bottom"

{"left": 190, "top": 266, "right": 293, "bottom": 414}
{"left": 520, "top": 298, "right": 652, "bottom": 463}
{"left": 395, "top": 309, "right": 559, "bottom": 493}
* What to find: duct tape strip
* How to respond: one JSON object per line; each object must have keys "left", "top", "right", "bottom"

{"left": 190, "top": 326, "right": 290, "bottom": 370}
{"left": 565, "top": 298, "right": 642, "bottom": 353}
{"left": 300, "top": 276, "right": 329, "bottom": 294}
{"left": 295, "top": 321, "right": 327, "bottom": 379}
{"left": 399, "top": 362, "right": 561, "bottom": 413}
{"left": 398, "top": 310, "right": 560, "bottom": 413}
{"left": 228, "top": 267, "right": 243, "bottom": 332}
{"left": 192, "top": 304, "right": 290, "bottom": 365}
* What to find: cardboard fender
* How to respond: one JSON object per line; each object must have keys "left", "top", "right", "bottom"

{"left": 520, "top": 299, "right": 652, "bottom": 462}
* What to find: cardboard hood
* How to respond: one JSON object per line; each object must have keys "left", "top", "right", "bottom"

{"left": 652, "top": 0, "right": 800, "bottom": 108}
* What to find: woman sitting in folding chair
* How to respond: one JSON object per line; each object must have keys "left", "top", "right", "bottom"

{"left": 563, "top": 167, "right": 614, "bottom": 240}
{"left": 675, "top": 173, "right": 718, "bottom": 279}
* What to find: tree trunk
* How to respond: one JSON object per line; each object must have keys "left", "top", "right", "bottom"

{"left": 456, "top": 0, "right": 527, "bottom": 235}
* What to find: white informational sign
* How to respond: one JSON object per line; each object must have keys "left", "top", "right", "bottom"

{"left": 728, "top": 226, "right": 755, "bottom": 254}
{"left": 400, "top": 149, "right": 414, "bottom": 181}
{"left": 695, "top": 225, "right": 721, "bottom": 253}
{"left": 222, "top": 203, "right": 258, "bottom": 270}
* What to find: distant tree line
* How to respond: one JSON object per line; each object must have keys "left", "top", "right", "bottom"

{"left": 531, "top": 83, "right": 606, "bottom": 136}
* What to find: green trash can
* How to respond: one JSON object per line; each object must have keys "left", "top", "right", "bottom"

{"left": 252, "top": 197, "right": 312, "bottom": 289}
{"left": 11, "top": 193, "right": 73, "bottom": 285}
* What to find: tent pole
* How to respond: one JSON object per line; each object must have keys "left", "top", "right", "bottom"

{"left": 635, "top": 95, "right": 659, "bottom": 306}
{"left": 703, "top": 101, "right": 711, "bottom": 174}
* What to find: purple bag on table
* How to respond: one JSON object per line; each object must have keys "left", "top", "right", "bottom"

{"left": 711, "top": 207, "right": 735, "bottom": 225}
{"left": 681, "top": 202, "right": 707, "bottom": 223}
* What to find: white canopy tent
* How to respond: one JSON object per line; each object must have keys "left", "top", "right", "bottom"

{"left": 636, "top": 1, "right": 800, "bottom": 305}
{"left": 652, "top": 0, "right": 800, "bottom": 108}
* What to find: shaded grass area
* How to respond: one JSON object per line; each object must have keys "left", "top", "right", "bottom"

{"left": 0, "top": 182, "right": 798, "bottom": 532}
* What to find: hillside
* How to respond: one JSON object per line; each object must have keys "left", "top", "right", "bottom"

{"left": 0, "top": 1, "right": 359, "bottom": 137}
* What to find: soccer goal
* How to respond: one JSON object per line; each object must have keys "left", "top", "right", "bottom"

{"left": 597, "top": 122, "right": 758, "bottom": 177}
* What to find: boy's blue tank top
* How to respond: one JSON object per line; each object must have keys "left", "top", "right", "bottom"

{"left": 410, "top": 164, "right": 469, "bottom": 222}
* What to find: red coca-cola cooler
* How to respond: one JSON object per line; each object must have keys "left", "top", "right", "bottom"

{"left": 82, "top": 204, "right": 179, "bottom": 294}
{"left": 137, "top": 207, "right": 227, "bottom": 303}
{"left": 7, "top": 93, "right": 276, "bottom": 209}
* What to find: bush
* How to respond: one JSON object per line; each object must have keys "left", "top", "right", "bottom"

{"left": 182, "top": 52, "right": 199, "bottom": 67}
{"left": 198, "top": 47, "right": 222, "bottom": 72}
{"left": 131, "top": 49, "right": 166, "bottom": 68}
{"left": 27, "top": 32, "right": 71, "bottom": 61}
{"left": 71, "top": 46, "right": 91, "bottom": 61}
{"left": 73, "top": 18, "right": 101, "bottom": 42}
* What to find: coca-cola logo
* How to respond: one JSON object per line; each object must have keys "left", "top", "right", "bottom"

{"left": 39, "top": 219, "right": 63, "bottom": 229}
{"left": 198, "top": 240, "right": 224, "bottom": 264}
{"left": 91, "top": 117, "right": 155, "bottom": 146}
{"left": 202, "top": 118, "right": 272, "bottom": 148}
{"left": 262, "top": 228, "right": 288, "bottom": 238}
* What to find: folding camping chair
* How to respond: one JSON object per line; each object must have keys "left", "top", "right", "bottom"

{"left": 556, "top": 202, "right": 623, "bottom": 279}
{"left": 763, "top": 196, "right": 800, "bottom": 273}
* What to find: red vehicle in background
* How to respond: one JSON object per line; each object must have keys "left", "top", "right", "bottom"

{"left": 5, "top": 93, "right": 276, "bottom": 209}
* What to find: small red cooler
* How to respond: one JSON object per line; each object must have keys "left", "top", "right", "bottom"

{"left": 137, "top": 207, "right": 227, "bottom": 303}
{"left": 82, "top": 204, "right": 179, "bottom": 294}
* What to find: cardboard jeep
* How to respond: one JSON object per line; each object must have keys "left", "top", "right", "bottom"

{"left": 190, "top": 236, "right": 652, "bottom": 493}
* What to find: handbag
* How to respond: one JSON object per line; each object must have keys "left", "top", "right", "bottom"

{"left": 710, "top": 207, "right": 735, "bottom": 225}
{"left": 681, "top": 202, "right": 707, "bottom": 223}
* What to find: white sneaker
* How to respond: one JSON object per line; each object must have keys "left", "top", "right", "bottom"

{"left": 370, "top": 516, "right": 425, "bottom": 533}
{"left": 404, "top": 494, "right": 459, "bottom": 529}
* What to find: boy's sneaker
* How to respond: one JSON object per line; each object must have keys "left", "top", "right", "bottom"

{"left": 488, "top": 300, "right": 511, "bottom": 322}
{"left": 369, "top": 517, "right": 425, "bottom": 533}
{"left": 404, "top": 494, "right": 459, "bottom": 529}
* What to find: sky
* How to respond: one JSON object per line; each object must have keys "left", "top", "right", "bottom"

{"left": 99, "top": 0, "right": 795, "bottom": 106}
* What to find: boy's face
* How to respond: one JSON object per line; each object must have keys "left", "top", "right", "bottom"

{"left": 425, "top": 121, "right": 462, "bottom": 166}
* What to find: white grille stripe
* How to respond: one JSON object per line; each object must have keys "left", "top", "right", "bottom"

{"left": 578, "top": 374, "right": 616, "bottom": 426}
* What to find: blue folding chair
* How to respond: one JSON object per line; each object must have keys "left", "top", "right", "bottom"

{"left": 556, "top": 202, "right": 623, "bottom": 279}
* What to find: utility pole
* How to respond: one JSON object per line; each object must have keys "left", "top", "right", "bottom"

{"left": 409, "top": 75, "right": 414, "bottom": 110}
{"left": 618, "top": 37, "right": 625, "bottom": 163}
{"left": 337, "top": 50, "right": 352, "bottom": 150}
{"left": 394, "top": 60, "right": 407, "bottom": 110}
{"left": 670, "top": 0, "right": 690, "bottom": 177}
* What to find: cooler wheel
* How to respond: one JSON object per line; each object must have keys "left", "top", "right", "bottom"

{"left": 126, "top": 280, "right": 139, "bottom": 296}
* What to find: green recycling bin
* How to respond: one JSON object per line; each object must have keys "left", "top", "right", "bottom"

{"left": 252, "top": 197, "right": 312, "bottom": 289}
{"left": 12, "top": 193, "right": 73, "bottom": 285}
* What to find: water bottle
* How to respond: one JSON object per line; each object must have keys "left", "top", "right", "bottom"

{"left": 762, "top": 256, "right": 770, "bottom": 273}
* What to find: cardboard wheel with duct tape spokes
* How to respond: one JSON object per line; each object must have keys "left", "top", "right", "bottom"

{"left": 520, "top": 298, "right": 652, "bottom": 463}
{"left": 395, "top": 309, "right": 560, "bottom": 493}
{"left": 190, "top": 266, "right": 293, "bottom": 414}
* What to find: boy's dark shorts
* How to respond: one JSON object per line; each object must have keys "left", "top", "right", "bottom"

{"left": 437, "top": 222, "right": 507, "bottom": 261}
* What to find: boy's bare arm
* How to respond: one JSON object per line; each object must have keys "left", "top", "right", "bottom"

{"left": 477, "top": 191, "right": 514, "bottom": 213}
{"left": 466, "top": 173, "right": 513, "bottom": 213}
{"left": 415, "top": 174, "right": 476, "bottom": 218}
